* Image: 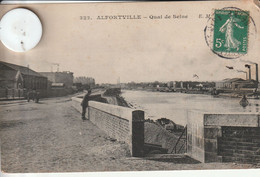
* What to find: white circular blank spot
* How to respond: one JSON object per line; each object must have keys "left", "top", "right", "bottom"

{"left": 0, "top": 8, "right": 42, "bottom": 52}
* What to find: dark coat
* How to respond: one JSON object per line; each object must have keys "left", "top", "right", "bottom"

{"left": 81, "top": 93, "right": 91, "bottom": 107}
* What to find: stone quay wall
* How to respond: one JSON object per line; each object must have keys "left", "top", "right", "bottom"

{"left": 71, "top": 96, "right": 145, "bottom": 157}
{"left": 187, "top": 111, "right": 260, "bottom": 163}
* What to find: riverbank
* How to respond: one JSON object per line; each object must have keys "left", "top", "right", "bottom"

{"left": 0, "top": 96, "right": 257, "bottom": 172}
{"left": 73, "top": 88, "right": 186, "bottom": 154}
{"left": 144, "top": 121, "right": 185, "bottom": 153}
{"left": 116, "top": 90, "right": 187, "bottom": 154}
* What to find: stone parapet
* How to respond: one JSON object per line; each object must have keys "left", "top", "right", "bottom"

{"left": 71, "top": 97, "right": 144, "bottom": 157}
{"left": 187, "top": 111, "right": 260, "bottom": 163}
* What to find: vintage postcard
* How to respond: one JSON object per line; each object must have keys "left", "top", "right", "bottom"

{"left": 0, "top": 0, "right": 260, "bottom": 175}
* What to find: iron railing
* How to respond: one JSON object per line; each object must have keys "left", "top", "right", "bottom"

{"left": 169, "top": 125, "right": 187, "bottom": 154}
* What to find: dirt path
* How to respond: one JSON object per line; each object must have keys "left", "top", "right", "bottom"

{"left": 0, "top": 96, "right": 256, "bottom": 172}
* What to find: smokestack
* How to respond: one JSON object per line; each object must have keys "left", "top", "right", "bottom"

{"left": 249, "top": 67, "right": 251, "bottom": 81}
{"left": 256, "top": 63, "right": 259, "bottom": 87}
{"left": 245, "top": 64, "right": 251, "bottom": 81}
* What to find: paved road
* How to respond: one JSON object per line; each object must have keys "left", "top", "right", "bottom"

{"left": 0, "top": 96, "right": 130, "bottom": 172}
{"left": 0, "top": 96, "right": 255, "bottom": 172}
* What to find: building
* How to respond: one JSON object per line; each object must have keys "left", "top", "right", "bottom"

{"left": 40, "top": 71, "right": 74, "bottom": 88}
{"left": 0, "top": 61, "right": 48, "bottom": 90}
{"left": 167, "top": 81, "right": 174, "bottom": 88}
{"left": 216, "top": 78, "right": 257, "bottom": 90}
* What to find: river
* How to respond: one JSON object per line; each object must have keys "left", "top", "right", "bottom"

{"left": 121, "top": 90, "right": 260, "bottom": 126}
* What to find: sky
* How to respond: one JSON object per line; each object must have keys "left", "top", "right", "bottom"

{"left": 0, "top": 2, "right": 259, "bottom": 84}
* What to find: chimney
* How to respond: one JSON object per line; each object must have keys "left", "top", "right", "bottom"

{"left": 256, "top": 63, "right": 259, "bottom": 87}
{"left": 245, "top": 64, "right": 251, "bottom": 81}
{"left": 249, "top": 67, "right": 251, "bottom": 81}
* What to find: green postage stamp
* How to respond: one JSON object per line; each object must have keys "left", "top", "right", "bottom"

{"left": 213, "top": 9, "right": 249, "bottom": 55}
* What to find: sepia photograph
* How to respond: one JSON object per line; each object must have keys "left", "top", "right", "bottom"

{"left": 0, "top": 0, "right": 260, "bottom": 175}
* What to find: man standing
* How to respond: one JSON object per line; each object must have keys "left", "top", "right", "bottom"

{"left": 81, "top": 89, "right": 92, "bottom": 120}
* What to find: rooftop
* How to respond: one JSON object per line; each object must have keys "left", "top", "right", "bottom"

{"left": 0, "top": 61, "right": 45, "bottom": 78}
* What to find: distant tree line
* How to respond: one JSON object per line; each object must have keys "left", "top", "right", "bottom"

{"left": 73, "top": 76, "right": 95, "bottom": 91}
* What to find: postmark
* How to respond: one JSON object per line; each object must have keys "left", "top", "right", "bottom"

{"left": 204, "top": 7, "right": 257, "bottom": 59}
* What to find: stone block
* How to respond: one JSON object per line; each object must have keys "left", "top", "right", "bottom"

{"left": 204, "top": 114, "right": 259, "bottom": 127}
{"left": 132, "top": 110, "right": 145, "bottom": 157}
{"left": 205, "top": 152, "right": 222, "bottom": 163}
{"left": 191, "top": 146, "right": 205, "bottom": 163}
{"left": 204, "top": 138, "right": 218, "bottom": 153}
{"left": 204, "top": 126, "right": 222, "bottom": 139}
{"left": 187, "top": 112, "right": 260, "bottom": 163}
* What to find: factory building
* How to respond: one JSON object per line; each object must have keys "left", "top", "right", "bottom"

{"left": 216, "top": 63, "right": 259, "bottom": 91}
{"left": 0, "top": 61, "right": 47, "bottom": 90}
{"left": 40, "top": 71, "right": 74, "bottom": 88}
{"left": 216, "top": 78, "right": 257, "bottom": 91}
